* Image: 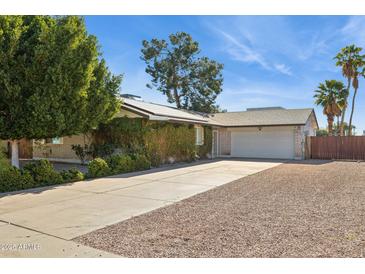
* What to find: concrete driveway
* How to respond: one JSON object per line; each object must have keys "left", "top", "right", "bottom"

{"left": 0, "top": 159, "right": 281, "bottom": 257}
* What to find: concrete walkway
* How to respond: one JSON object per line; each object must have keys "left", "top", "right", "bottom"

{"left": 0, "top": 159, "right": 281, "bottom": 257}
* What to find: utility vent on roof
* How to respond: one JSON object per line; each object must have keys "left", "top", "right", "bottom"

{"left": 120, "top": 94, "right": 142, "bottom": 100}
{"left": 246, "top": 107, "right": 285, "bottom": 111}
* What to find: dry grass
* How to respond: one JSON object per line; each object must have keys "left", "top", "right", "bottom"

{"left": 74, "top": 161, "right": 365, "bottom": 257}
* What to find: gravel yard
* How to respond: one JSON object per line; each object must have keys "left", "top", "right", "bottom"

{"left": 74, "top": 160, "right": 365, "bottom": 257}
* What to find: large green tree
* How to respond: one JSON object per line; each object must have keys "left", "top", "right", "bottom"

{"left": 314, "top": 80, "right": 345, "bottom": 136}
{"left": 141, "top": 32, "right": 224, "bottom": 113}
{"left": 0, "top": 16, "right": 122, "bottom": 167}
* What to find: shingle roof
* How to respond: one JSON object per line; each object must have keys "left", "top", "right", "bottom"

{"left": 208, "top": 108, "right": 315, "bottom": 127}
{"left": 121, "top": 98, "right": 316, "bottom": 127}
{"left": 122, "top": 98, "right": 208, "bottom": 123}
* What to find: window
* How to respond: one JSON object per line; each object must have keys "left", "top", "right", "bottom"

{"left": 195, "top": 126, "right": 204, "bottom": 146}
{"left": 45, "top": 137, "right": 63, "bottom": 145}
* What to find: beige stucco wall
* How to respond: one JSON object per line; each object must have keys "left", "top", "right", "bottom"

{"left": 33, "top": 134, "right": 92, "bottom": 163}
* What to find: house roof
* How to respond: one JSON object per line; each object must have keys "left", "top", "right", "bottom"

{"left": 120, "top": 98, "right": 317, "bottom": 128}
{"left": 121, "top": 98, "right": 209, "bottom": 124}
{"left": 208, "top": 108, "right": 317, "bottom": 127}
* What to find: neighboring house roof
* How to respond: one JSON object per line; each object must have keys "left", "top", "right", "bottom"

{"left": 121, "top": 98, "right": 209, "bottom": 124}
{"left": 208, "top": 108, "right": 317, "bottom": 127}
{"left": 120, "top": 98, "right": 317, "bottom": 128}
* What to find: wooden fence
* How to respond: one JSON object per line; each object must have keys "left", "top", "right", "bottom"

{"left": 307, "top": 136, "right": 365, "bottom": 160}
{"left": 5, "top": 139, "right": 33, "bottom": 159}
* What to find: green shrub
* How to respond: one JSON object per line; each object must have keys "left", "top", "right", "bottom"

{"left": 90, "top": 143, "right": 116, "bottom": 158}
{"left": 87, "top": 158, "right": 111, "bottom": 178}
{"left": 93, "top": 117, "right": 146, "bottom": 154}
{"left": 23, "top": 160, "right": 63, "bottom": 185}
{"left": 144, "top": 122, "right": 197, "bottom": 166}
{"left": 71, "top": 144, "right": 90, "bottom": 164}
{"left": 132, "top": 154, "right": 151, "bottom": 171}
{"left": 60, "top": 168, "right": 85, "bottom": 182}
{"left": 106, "top": 154, "right": 134, "bottom": 174}
{"left": 197, "top": 126, "right": 213, "bottom": 159}
{"left": 147, "top": 150, "right": 162, "bottom": 168}
{"left": 0, "top": 167, "right": 35, "bottom": 193}
{"left": 92, "top": 118, "right": 208, "bottom": 167}
{"left": 0, "top": 160, "right": 85, "bottom": 193}
{"left": 0, "top": 144, "right": 10, "bottom": 172}
{"left": 71, "top": 143, "right": 117, "bottom": 163}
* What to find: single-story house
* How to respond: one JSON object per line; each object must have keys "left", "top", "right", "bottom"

{"left": 25, "top": 95, "right": 318, "bottom": 163}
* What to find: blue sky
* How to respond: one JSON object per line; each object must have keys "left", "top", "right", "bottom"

{"left": 85, "top": 16, "right": 365, "bottom": 134}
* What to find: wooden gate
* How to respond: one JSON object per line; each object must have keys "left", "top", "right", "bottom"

{"left": 308, "top": 136, "right": 365, "bottom": 160}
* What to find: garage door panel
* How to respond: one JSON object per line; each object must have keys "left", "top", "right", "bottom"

{"left": 230, "top": 127, "right": 295, "bottom": 159}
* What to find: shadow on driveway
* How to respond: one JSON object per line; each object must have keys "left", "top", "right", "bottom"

{"left": 3, "top": 157, "right": 325, "bottom": 198}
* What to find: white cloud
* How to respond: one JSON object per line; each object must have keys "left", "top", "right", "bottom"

{"left": 297, "top": 33, "right": 330, "bottom": 61}
{"left": 274, "top": 63, "right": 292, "bottom": 76}
{"left": 341, "top": 16, "right": 365, "bottom": 46}
{"left": 341, "top": 16, "right": 365, "bottom": 34}
{"left": 217, "top": 29, "right": 271, "bottom": 70}
{"left": 217, "top": 81, "right": 313, "bottom": 113}
{"left": 213, "top": 28, "right": 292, "bottom": 76}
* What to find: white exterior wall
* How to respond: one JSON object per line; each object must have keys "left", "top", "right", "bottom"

{"left": 294, "top": 126, "right": 304, "bottom": 160}
{"left": 216, "top": 112, "right": 318, "bottom": 160}
{"left": 229, "top": 126, "right": 296, "bottom": 159}
{"left": 294, "top": 112, "right": 318, "bottom": 159}
{"left": 304, "top": 112, "right": 317, "bottom": 136}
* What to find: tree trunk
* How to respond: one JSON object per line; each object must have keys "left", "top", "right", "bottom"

{"left": 340, "top": 77, "right": 351, "bottom": 136}
{"left": 10, "top": 140, "right": 20, "bottom": 168}
{"left": 336, "top": 116, "right": 340, "bottom": 136}
{"left": 173, "top": 87, "right": 181, "bottom": 108}
{"left": 328, "top": 115, "right": 334, "bottom": 136}
{"left": 348, "top": 87, "right": 358, "bottom": 136}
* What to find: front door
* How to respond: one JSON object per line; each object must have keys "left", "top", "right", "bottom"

{"left": 212, "top": 130, "right": 219, "bottom": 158}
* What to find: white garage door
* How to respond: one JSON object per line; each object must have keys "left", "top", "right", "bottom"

{"left": 230, "top": 126, "right": 295, "bottom": 159}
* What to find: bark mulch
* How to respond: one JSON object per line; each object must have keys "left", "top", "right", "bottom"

{"left": 74, "top": 160, "right": 365, "bottom": 257}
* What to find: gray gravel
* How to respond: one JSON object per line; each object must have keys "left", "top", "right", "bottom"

{"left": 74, "top": 160, "right": 365, "bottom": 257}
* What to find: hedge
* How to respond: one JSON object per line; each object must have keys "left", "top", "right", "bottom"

{"left": 0, "top": 145, "right": 10, "bottom": 173}
{"left": 87, "top": 153, "right": 151, "bottom": 178}
{"left": 1, "top": 154, "right": 152, "bottom": 193}
{"left": 23, "top": 160, "right": 64, "bottom": 186}
{"left": 1, "top": 116, "right": 212, "bottom": 193}
{"left": 0, "top": 160, "right": 85, "bottom": 193}
{"left": 93, "top": 117, "right": 213, "bottom": 167}
{"left": 0, "top": 167, "right": 35, "bottom": 192}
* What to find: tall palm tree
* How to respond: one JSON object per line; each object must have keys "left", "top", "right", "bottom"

{"left": 335, "top": 81, "right": 349, "bottom": 135}
{"left": 348, "top": 60, "right": 365, "bottom": 135}
{"left": 314, "top": 80, "right": 345, "bottom": 136}
{"left": 334, "top": 45, "right": 363, "bottom": 136}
